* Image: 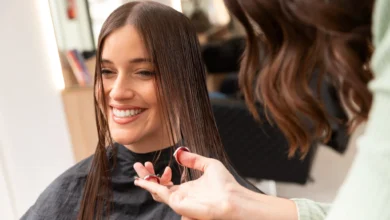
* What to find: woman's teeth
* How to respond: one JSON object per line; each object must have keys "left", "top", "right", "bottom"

{"left": 113, "top": 108, "right": 143, "bottom": 118}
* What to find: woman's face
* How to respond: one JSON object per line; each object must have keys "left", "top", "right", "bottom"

{"left": 100, "top": 25, "right": 170, "bottom": 153}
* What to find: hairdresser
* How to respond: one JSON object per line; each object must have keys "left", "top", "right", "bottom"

{"left": 134, "top": 0, "right": 390, "bottom": 219}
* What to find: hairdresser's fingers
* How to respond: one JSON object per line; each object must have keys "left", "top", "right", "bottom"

{"left": 181, "top": 216, "right": 197, "bottom": 220}
{"left": 136, "top": 163, "right": 159, "bottom": 183}
{"left": 134, "top": 178, "right": 172, "bottom": 203}
{"left": 176, "top": 149, "right": 219, "bottom": 173}
{"left": 160, "top": 166, "right": 172, "bottom": 185}
{"left": 134, "top": 162, "right": 152, "bottom": 179}
{"left": 144, "top": 162, "right": 155, "bottom": 175}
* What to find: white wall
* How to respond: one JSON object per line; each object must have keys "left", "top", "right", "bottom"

{"left": 0, "top": 138, "right": 16, "bottom": 220}
{"left": 0, "top": 0, "right": 75, "bottom": 218}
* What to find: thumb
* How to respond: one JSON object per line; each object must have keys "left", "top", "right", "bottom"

{"left": 175, "top": 149, "right": 216, "bottom": 172}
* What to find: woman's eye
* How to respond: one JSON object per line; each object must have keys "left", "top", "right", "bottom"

{"left": 138, "top": 70, "right": 155, "bottom": 77}
{"left": 101, "top": 69, "right": 114, "bottom": 75}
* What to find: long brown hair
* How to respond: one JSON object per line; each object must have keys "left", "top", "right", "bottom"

{"left": 224, "top": 0, "right": 374, "bottom": 156}
{"left": 78, "top": 2, "right": 229, "bottom": 219}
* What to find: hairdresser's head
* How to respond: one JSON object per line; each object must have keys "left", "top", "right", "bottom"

{"left": 224, "top": 0, "right": 374, "bottom": 156}
{"left": 93, "top": 1, "right": 213, "bottom": 153}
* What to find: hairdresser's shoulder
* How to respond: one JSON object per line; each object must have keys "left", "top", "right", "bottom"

{"left": 20, "top": 155, "right": 94, "bottom": 220}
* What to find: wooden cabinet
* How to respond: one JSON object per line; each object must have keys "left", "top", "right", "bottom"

{"left": 62, "top": 87, "right": 97, "bottom": 162}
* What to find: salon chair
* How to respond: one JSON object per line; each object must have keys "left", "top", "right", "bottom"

{"left": 215, "top": 72, "right": 350, "bottom": 154}
{"left": 210, "top": 98, "right": 318, "bottom": 184}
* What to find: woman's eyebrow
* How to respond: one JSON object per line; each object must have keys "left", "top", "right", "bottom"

{"left": 101, "top": 59, "right": 113, "bottom": 64}
{"left": 128, "top": 58, "right": 152, "bottom": 64}
{"left": 101, "top": 58, "right": 152, "bottom": 64}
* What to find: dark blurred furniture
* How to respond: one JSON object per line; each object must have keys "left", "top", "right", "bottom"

{"left": 202, "top": 37, "right": 245, "bottom": 74}
{"left": 211, "top": 98, "right": 318, "bottom": 184}
{"left": 219, "top": 73, "right": 240, "bottom": 97}
{"left": 310, "top": 72, "right": 350, "bottom": 153}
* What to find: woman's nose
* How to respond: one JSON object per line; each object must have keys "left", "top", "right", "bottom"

{"left": 109, "top": 74, "right": 135, "bottom": 101}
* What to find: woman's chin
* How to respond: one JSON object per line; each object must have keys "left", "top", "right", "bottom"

{"left": 109, "top": 127, "right": 138, "bottom": 143}
{"left": 110, "top": 132, "right": 137, "bottom": 146}
{"left": 113, "top": 138, "right": 136, "bottom": 146}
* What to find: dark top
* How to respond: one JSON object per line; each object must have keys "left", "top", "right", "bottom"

{"left": 21, "top": 144, "right": 260, "bottom": 220}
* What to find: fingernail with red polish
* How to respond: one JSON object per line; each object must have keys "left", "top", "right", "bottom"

{"left": 173, "top": 146, "right": 190, "bottom": 166}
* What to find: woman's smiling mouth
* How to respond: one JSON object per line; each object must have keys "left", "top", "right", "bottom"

{"left": 111, "top": 107, "right": 146, "bottom": 124}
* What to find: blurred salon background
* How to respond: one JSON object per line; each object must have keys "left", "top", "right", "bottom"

{"left": 0, "top": 0, "right": 364, "bottom": 219}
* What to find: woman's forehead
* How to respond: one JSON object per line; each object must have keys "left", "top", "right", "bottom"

{"left": 102, "top": 25, "right": 150, "bottom": 62}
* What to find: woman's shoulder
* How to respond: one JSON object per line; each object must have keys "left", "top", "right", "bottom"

{"left": 21, "top": 155, "right": 94, "bottom": 220}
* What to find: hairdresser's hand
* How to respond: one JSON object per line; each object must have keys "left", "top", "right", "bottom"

{"left": 133, "top": 161, "right": 174, "bottom": 185}
{"left": 133, "top": 148, "right": 246, "bottom": 220}
{"left": 134, "top": 150, "right": 298, "bottom": 220}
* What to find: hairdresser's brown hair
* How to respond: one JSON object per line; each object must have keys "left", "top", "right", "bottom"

{"left": 78, "top": 2, "right": 229, "bottom": 219}
{"left": 224, "top": 0, "right": 374, "bottom": 156}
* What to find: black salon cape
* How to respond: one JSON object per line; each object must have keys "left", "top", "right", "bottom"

{"left": 21, "top": 144, "right": 261, "bottom": 220}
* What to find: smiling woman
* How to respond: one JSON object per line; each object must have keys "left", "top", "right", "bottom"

{"left": 21, "top": 1, "right": 261, "bottom": 220}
